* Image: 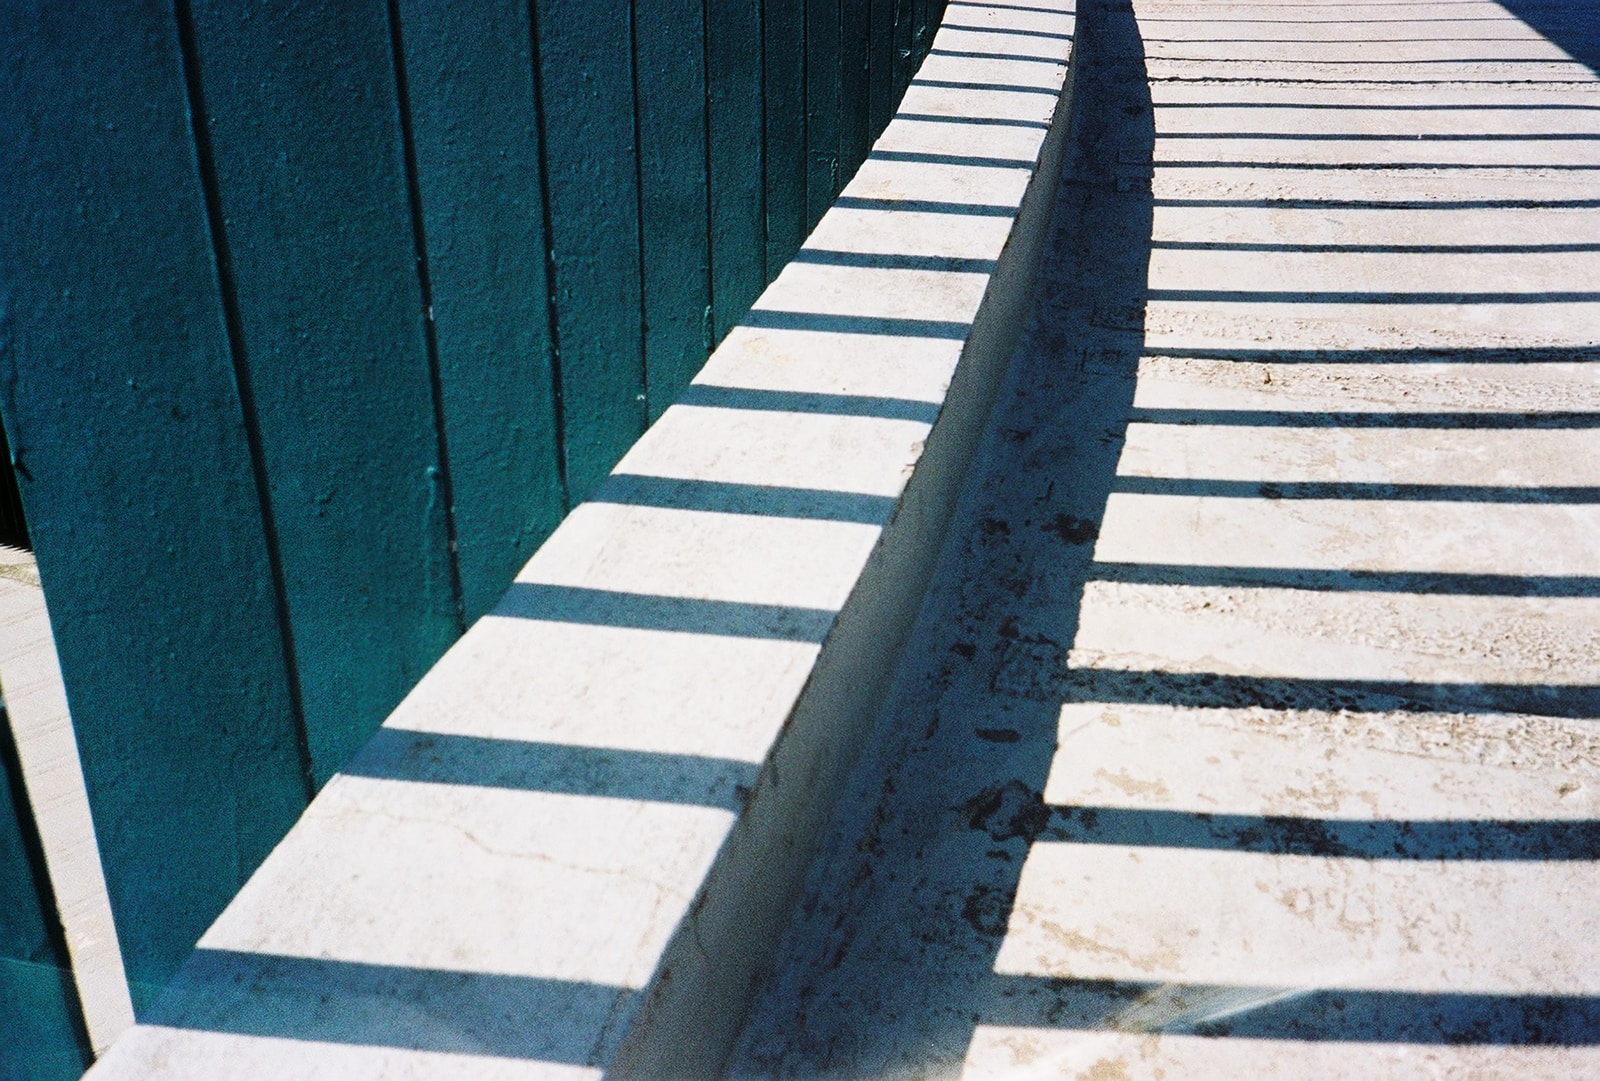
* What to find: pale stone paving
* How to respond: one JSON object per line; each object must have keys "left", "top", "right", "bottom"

{"left": 730, "top": 0, "right": 1600, "bottom": 1076}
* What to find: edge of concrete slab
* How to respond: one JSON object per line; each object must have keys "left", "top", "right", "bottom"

{"left": 86, "top": 3, "right": 1081, "bottom": 1076}
{"left": 612, "top": 21, "right": 1083, "bottom": 1081}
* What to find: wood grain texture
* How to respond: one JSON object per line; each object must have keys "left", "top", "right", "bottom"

{"left": 186, "top": 0, "right": 459, "bottom": 783}
{"left": 636, "top": 0, "right": 713, "bottom": 421}
{"left": 395, "top": 0, "right": 566, "bottom": 622}
{"left": 0, "top": 0, "right": 309, "bottom": 1001}
{"left": 533, "top": 0, "right": 647, "bottom": 503}
{"left": 708, "top": 0, "right": 768, "bottom": 343}
{"left": 764, "top": 0, "right": 810, "bottom": 272}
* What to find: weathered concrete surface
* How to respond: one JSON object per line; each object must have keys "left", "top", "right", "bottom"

{"left": 82, "top": 2, "right": 1077, "bottom": 1077}
{"left": 730, "top": 0, "right": 1600, "bottom": 1077}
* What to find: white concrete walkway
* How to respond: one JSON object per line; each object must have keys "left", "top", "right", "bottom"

{"left": 732, "top": 0, "right": 1600, "bottom": 1076}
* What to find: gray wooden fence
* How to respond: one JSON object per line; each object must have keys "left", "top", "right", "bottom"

{"left": 0, "top": 0, "right": 947, "bottom": 1073}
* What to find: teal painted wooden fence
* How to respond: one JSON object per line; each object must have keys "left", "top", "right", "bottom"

{"left": 0, "top": 0, "right": 948, "bottom": 1063}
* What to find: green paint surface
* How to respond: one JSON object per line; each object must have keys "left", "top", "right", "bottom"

{"left": 396, "top": 0, "right": 567, "bottom": 622}
{"left": 764, "top": 0, "right": 810, "bottom": 272}
{"left": 708, "top": 0, "right": 769, "bottom": 344}
{"left": 636, "top": 0, "right": 713, "bottom": 420}
{"left": 0, "top": 0, "right": 308, "bottom": 996}
{"left": 534, "top": 0, "right": 646, "bottom": 503}
{"left": 806, "top": 0, "right": 844, "bottom": 228}
{"left": 869, "top": 0, "right": 897, "bottom": 134}
{"left": 186, "top": 0, "right": 461, "bottom": 784}
{"left": 841, "top": 0, "right": 873, "bottom": 178}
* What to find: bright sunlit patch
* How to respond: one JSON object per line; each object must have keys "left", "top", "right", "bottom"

{"left": 960, "top": 1026, "right": 1600, "bottom": 1080}
{"left": 994, "top": 841, "right": 1600, "bottom": 994}
{"left": 1046, "top": 701, "right": 1600, "bottom": 821}
{"left": 202, "top": 776, "right": 736, "bottom": 991}
{"left": 107, "top": 1027, "right": 606, "bottom": 1080}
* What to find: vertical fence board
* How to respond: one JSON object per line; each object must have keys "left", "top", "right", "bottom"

{"left": 707, "top": 0, "right": 768, "bottom": 343}
{"left": 868, "top": 0, "right": 896, "bottom": 134}
{"left": 532, "top": 0, "right": 646, "bottom": 502}
{"left": 394, "top": 0, "right": 567, "bottom": 622}
{"left": 805, "top": 0, "right": 842, "bottom": 228}
{"left": 0, "top": 0, "right": 308, "bottom": 999}
{"left": 635, "top": 0, "right": 712, "bottom": 420}
{"left": 186, "top": 0, "right": 459, "bottom": 783}
{"left": 763, "top": 0, "right": 809, "bottom": 272}
{"left": 839, "top": 0, "right": 871, "bottom": 179}
{"left": 914, "top": 0, "right": 935, "bottom": 67}
{"left": 893, "top": 0, "right": 917, "bottom": 97}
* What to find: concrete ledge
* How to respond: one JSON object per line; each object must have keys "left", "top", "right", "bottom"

{"left": 88, "top": 3, "right": 1079, "bottom": 1076}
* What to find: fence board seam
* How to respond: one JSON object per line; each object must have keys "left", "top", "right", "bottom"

{"left": 172, "top": 0, "right": 316, "bottom": 803}
{"left": 385, "top": 0, "right": 468, "bottom": 638}
{"left": 525, "top": 0, "right": 573, "bottom": 511}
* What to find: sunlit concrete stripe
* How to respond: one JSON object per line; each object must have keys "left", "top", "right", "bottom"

{"left": 1139, "top": 16, "right": 1546, "bottom": 33}
{"left": 1150, "top": 158, "right": 1600, "bottom": 184}
{"left": 366, "top": 619, "right": 821, "bottom": 764}
{"left": 835, "top": 152, "right": 1038, "bottom": 210}
{"left": 527, "top": 506, "right": 882, "bottom": 610}
{"left": 1152, "top": 136, "right": 1600, "bottom": 166}
{"left": 751, "top": 262, "right": 994, "bottom": 322}
{"left": 1142, "top": 38, "right": 1573, "bottom": 62}
{"left": 1132, "top": 357, "right": 1600, "bottom": 413}
{"left": 916, "top": 49, "right": 1070, "bottom": 89}
{"left": 197, "top": 780, "right": 734, "bottom": 991}
{"left": 1149, "top": 248, "right": 1600, "bottom": 293}
{"left": 112, "top": 1029, "right": 602, "bottom": 1081}
{"left": 1069, "top": 583, "right": 1600, "bottom": 691}
{"left": 1116, "top": 425, "right": 1600, "bottom": 484}
{"left": 1138, "top": 0, "right": 1520, "bottom": 12}
{"left": 1143, "top": 299, "right": 1600, "bottom": 352}
{"left": 1143, "top": 59, "right": 1593, "bottom": 81}
{"left": 1149, "top": 79, "right": 1600, "bottom": 104}
{"left": 878, "top": 115, "right": 1057, "bottom": 162}
{"left": 961, "top": 1028, "right": 1600, "bottom": 1079}
{"left": 1152, "top": 205, "right": 1600, "bottom": 246}
{"left": 696, "top": 325, "right": 969, "bottom": 399}
{"left": 1134, "top": 1, "right": 1542, "bottom": 20}
{"left": 611, "top": 405, "right": 935, "bottom": 495}
{"left": 1045, "top": 701, "right": 1600, "bottom": 821}
{"left": 84, "top": 2, "right": 1080, "bottom": 1079}
{"left": 1096, "top": 496, "right": 1600, "bottom": 578}
{"left": 1150, "top": 168, "right": 1600, "bottom": 207}
{"left": 806, "top": 207, "right": 1019, "bottom": 261}
{"left": 998, "top": 840, "right": 1600, "bottom": 994}
{"left": 1153, "top": 105, "right": 1600, "bottom": 136}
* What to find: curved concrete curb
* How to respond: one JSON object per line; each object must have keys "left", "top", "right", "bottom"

{"left": 87, "top": 3, "right": 1079, "bottom": 1076}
